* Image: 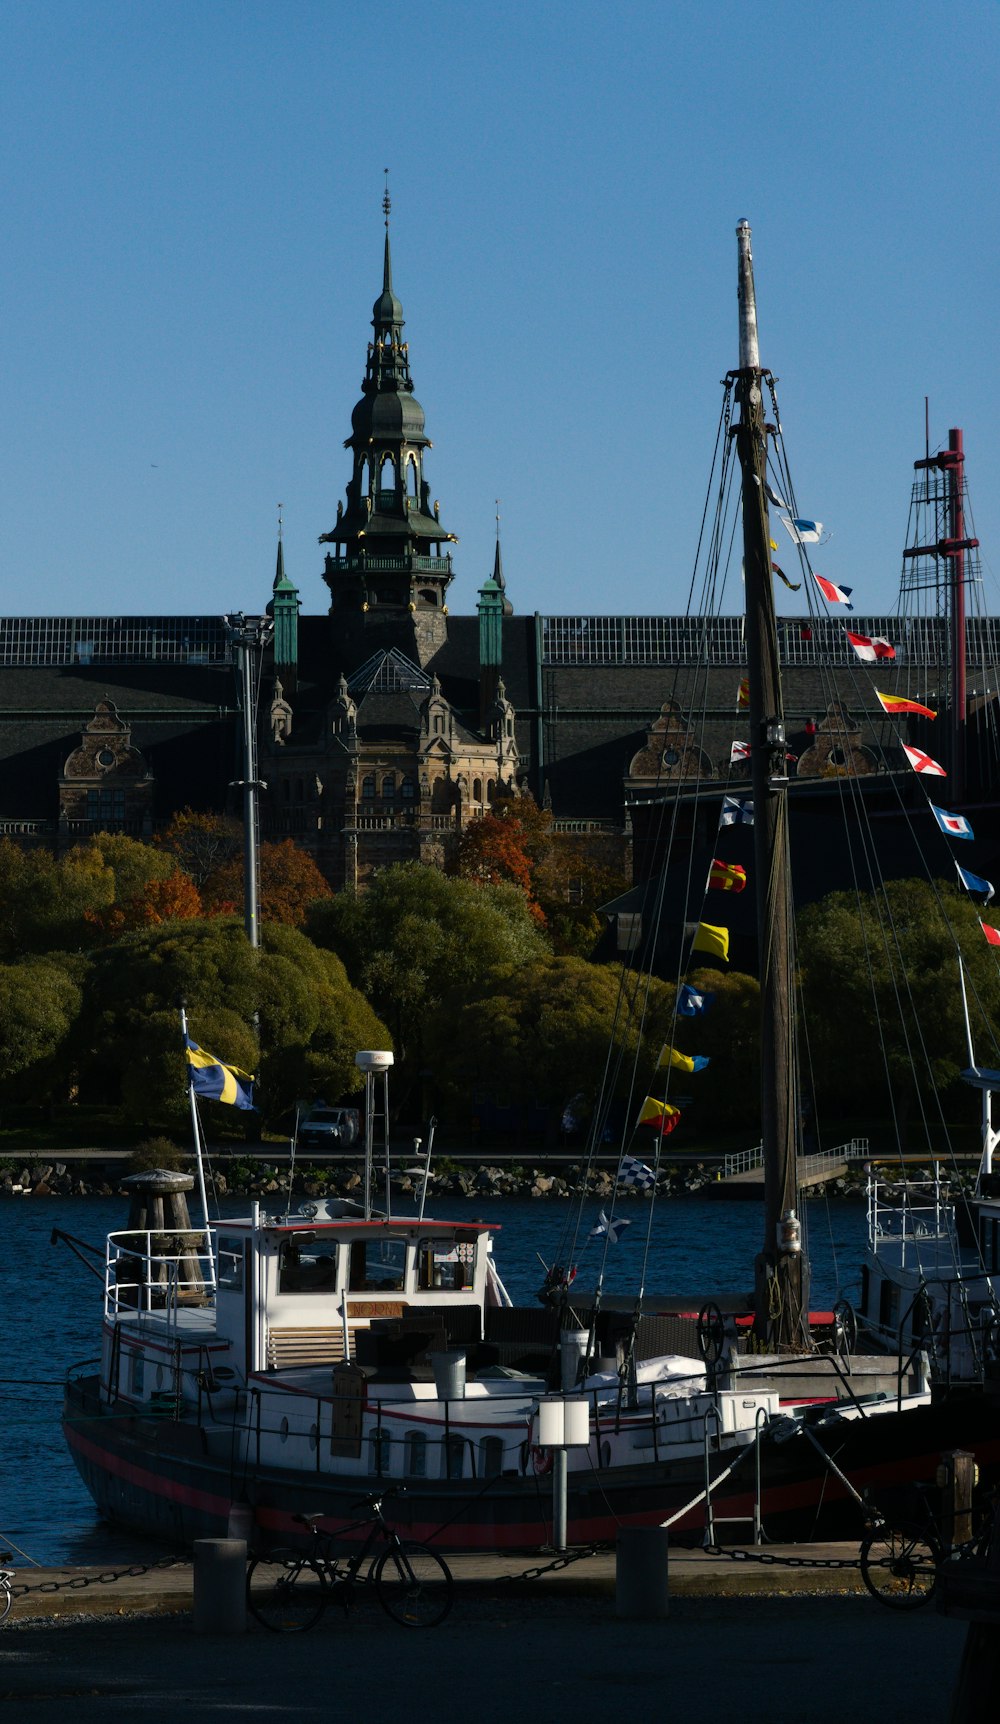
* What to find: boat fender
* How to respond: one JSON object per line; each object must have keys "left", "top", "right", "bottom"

{"left": 531, "top": 1445, "right": 552, "bottom": 1477}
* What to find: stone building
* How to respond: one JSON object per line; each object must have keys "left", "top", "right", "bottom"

{"left": 0, "top": 215, "right": 997, "bottom": 901}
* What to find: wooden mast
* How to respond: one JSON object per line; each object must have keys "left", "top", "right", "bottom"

{"left": 733, "top": 221, "right": 809, "bottom": 1348}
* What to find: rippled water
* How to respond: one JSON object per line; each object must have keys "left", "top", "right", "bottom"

{"left": 2, "top": 1190, "right": 868, "bottom": 1564}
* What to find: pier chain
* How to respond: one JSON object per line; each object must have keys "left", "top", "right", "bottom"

{"left": 9, "top": 1553, "right": 190, "bottom": 1600}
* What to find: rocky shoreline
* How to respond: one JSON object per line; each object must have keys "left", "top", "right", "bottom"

{"left": 0, "top": 1155, "right": 907, "bottom": 1203}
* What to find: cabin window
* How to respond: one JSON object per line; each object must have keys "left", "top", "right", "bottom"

{"left": 404, "top": 1430, "right": 427, "bottom": 1477}
{"left": 128, "top": 1351, "right": 145, "bottom": 1395}
{"left": 279, "top": 1418, "right": 290, "bottom": 1444}
{"left": 443, "top": 1435, "right": 465, "bottom": 1480}
{"left": 478, "top": 1436, "right": 504, "bottom": 1479}
{"left": 417, "top": 1237, "right": 475, "bottom": 1292}
{"left": 278, "top": 1237, "right": 338, "bottom": 1293}
{"left": 369, "top": 1429, "right": 392, "bottom": 1476}
{"left": 349, "top": 1237, "right": 408, "bottom": 1291}
{"left": 218, "top": 1237, "right": 244, "bottom": 1292}
{"left": 309, "top": 1423, "right": 319, "bottom": 1452}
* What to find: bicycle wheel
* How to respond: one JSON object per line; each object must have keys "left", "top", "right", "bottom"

{"left": 374, "top": 1541, "right": 453, "bottom": 1627}
{"left": 859, "top": 1524, "right": 941, "bottom": 1610}
{"left": 0, "top": 1580, "right": 12, "bottom": 1625}
{"left": 247, "top": 1549, "right": 328, "bottom": 1632}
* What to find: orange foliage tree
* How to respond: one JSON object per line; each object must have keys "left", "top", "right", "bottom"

{"left": 86, "top": 870, "right": 204, "bottom": 939}
{"left": 451, "top": 808, "right": 544, "bottom": 924}
{"left": 202, "top": 838, "right": 332, "bottom": 928}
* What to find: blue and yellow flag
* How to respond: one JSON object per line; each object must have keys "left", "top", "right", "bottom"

{"left": 185, "top": 1037, "right": 255, "bottom": 1110}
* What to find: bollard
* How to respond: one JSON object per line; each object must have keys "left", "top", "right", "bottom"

{"left": 615, "top": 1526, "right": 670, "bottom": 1619}
{"left": 193, "top": 1538, "right": 247, "bottom": 1635}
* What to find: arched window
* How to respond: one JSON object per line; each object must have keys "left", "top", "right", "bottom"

{"left": 472, "top": 778, "right": 483, "bottom": 803}
{"left": 362, "top": 774, "right": 376, "bottom": 799}
{"left": 404, "top": 1430, "right": 427, "bottom": 1478}
{"left": 486, "top": 779, "right": 496, "bottom": 802}
{"left": 418, "top": 588, "right": 438, "bottom": 607}
{"left": 407, "top": 457, "right": 419, "bottom": 497}
{"left": 381, "top": 774, "right": 395, "bottom": 800}
{"left": 401, "top": 775, "right": 416, "bottom": 800}
{"left": 478, "top": 1436, "right": 504, "bottom": 1479}
{"left": 378, "top": 454, "right": 395, "bottom": 493}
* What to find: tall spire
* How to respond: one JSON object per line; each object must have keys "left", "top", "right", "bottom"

{"left": 319, "top": 190, "right": 457, "bottom": 634}
{"left": 382, "top": 167, "right": 394, "bottom": 300}
{"left": 268, "top": 503, "right": 299, "bottom": 690}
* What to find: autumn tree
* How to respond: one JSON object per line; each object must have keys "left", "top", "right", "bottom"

{"left": 201, "top": 838, "right": 332, "bottom": 927}
{"left": 156, "top": 809, "right": 244, "bottom": 888}
{"left": 450, "top": 795, "right": 629, "bottom": 954}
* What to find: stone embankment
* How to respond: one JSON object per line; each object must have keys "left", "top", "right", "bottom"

{"left": 0, "top": 1156, "right": 901, "bottom": 1202}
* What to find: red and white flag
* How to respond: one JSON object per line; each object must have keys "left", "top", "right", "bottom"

{"left": 902, "top": 745, "right": 946, "bottom": 777}
{"left": 813, "top": 574, "right": 853, "bottom": 609}
{"left": 846, "top": 629, "right": 896, "bottom": 663}
{"left": 730, "top": 740, "right": 751, "bottom": 763}
{"left": 983, "top": 924, "right": 1000, "bottom": 948}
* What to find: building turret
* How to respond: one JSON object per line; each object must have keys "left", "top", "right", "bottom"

{"left": 320, "top": 190, "right": 457, "bottom": 635}
{"left": 268, "top": 529, "right": 300, "bottom": 693}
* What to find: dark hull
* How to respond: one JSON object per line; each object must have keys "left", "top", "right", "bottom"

{"left": 63, "top": 1376, "right": 1000, "bottom": 1552}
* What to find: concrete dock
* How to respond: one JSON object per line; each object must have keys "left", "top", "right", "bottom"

{"left": 0, "top": 1547, "right": 973, "bottom": 1723}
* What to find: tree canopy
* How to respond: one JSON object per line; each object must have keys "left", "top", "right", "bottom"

{"left": 73, "top": 917, "right": 389, "bottom": 1129}
{"left": 796, "top": 877, "right": 1000, "bottom": 1137}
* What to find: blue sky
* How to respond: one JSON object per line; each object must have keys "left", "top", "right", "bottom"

{"left": 3, "top": 1, "right": 999, "bottom": 624}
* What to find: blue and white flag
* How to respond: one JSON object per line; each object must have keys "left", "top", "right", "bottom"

{"left": 721, "top": 796, "right": 754, "bottom": 827}
{"left": 589, "top": 1209, "right": 631, "bottom": 1244}
{"left": 931, "top": 805, "right": 975, "bottom": 842}
{"left": 677, "top": 984, "right": 715, "bottom": 1018}
{"left": 618, "top": 1155, "right": 656, "bottom": 1192}
{"left": 780, "top": 516, "right": 823, "bottom": 545}
{"left": 958, "top": 865, "right": 995, "bottom": 903}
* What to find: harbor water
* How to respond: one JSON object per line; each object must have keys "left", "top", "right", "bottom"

{"left": 3, "top": 1190, "right": 869, "bottom": 1565}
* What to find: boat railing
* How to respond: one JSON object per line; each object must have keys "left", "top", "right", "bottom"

{"left": 104, "top": 1227, "right": 217, "bottom": 1319}
{"left": 867, "top": 1177, "right": 958, "bottom": 1261}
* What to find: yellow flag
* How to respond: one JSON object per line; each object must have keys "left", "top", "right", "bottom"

{"left": 692, "top": 922, "right": 729, "bottom": 962}
{"left": 658, "top": 1046, "right": 695, "bottom": 1073}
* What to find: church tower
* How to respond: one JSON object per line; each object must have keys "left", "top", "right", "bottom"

{"left": 319, "top": 186, "right": 457, "bottom": 660}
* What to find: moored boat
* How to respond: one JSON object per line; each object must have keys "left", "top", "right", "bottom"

{"left": 61, "top": 220, "right": 1000, "bottom": 1555}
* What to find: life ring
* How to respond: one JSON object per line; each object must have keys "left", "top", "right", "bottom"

{"left": 531, "top": 1445, "right": 552, "bottom": 1477}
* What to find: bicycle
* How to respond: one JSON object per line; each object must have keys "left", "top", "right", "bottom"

{"left": 858, "top": 1480, "right": 998, "bottom": 1611}
{"left": 0, "top": 1556, "right": 14, "bottom": 1625}
{"left": 246, "top": 1491, "right": 453, "bottom": 1632}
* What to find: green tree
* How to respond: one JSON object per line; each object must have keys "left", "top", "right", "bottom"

{"left": 74, "top": 917, "right": 389, "bottom": 1130}
{"left": 306, "top": 863, "right": 549, "bottom": 1105}
{"left": 796, "top": 878, "right": 1000, "bottom": 1137}
{"left": 0, "top": 957, "right": 83, "bottom": 1099}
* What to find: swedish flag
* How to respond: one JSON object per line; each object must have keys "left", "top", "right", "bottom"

{"left": 185, "top": 1037, "right": 256, "bottom": 1110}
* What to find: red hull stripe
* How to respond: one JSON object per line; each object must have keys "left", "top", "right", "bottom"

{"left": 65, "top": 1423, "right": 233, "bottom": 1520}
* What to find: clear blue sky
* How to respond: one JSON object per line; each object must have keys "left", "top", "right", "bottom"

{"left": 3, "top": 1, "right": 999, "bottom": 624}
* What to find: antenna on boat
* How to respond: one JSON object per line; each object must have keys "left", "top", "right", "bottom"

{"left": 355, "top": 1050, "right": 394, "bottom": 1220}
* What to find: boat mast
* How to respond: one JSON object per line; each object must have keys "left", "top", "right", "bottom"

{"left": 733, "top": 221, "right": 809, "bottom": 1348}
